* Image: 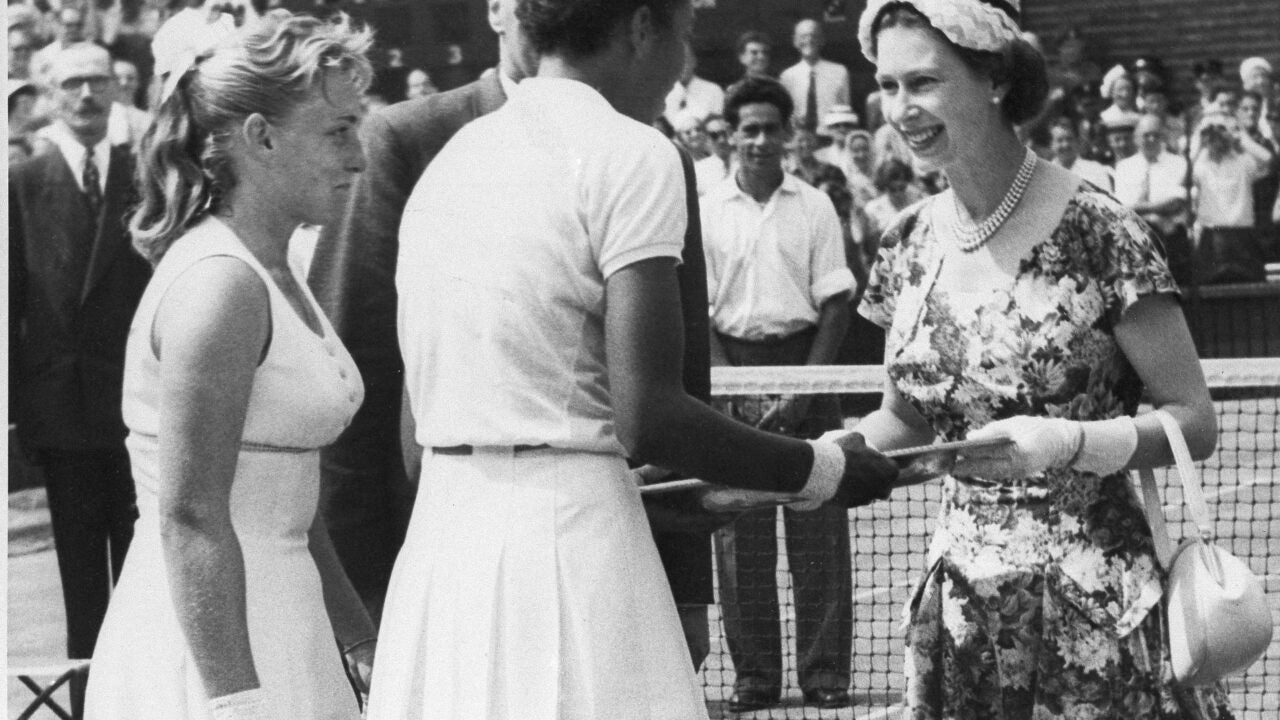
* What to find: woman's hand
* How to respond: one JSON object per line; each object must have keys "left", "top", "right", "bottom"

{"left": 953, "top": 416, "right": 1081, "bottom": 479}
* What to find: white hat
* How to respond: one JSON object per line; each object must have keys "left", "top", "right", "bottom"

{"left": 858, "top": 0, "right": 1022, "bottom": 63}
{"left": 820, "top": 104, "right": 860, "bottom": 132}
{"left": 1240, "top": 57, "right": 1274, "bottom": 82}
{"left": 1101, "top": 64, "right": 1129, "bottom": 99}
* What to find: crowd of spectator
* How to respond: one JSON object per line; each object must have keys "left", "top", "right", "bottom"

{"left": 7, "top": 2, "right": 1279, "bottom": 713}
{"left": 7, "top": 0, "right": 449, "bottom": 160}
{"left": 652, "top": 24, "right": 1280, "bottom": 288}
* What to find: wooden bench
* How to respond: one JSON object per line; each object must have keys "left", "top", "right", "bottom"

{"left": 7, "top": 659, "right": 89, "bottom": 720}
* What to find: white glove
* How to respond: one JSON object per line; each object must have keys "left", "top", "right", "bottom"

{"left": 209, "top": 688, "right": 272, "bottom": 720}
{"left": 955, "top": 415, "right": 1140, "bottom": 479}
{"left": 953, "top": 416, "right": 1082, "bottom": 479}
{"left": 1073, "top": 416, "right": 1139, "bottom": 476}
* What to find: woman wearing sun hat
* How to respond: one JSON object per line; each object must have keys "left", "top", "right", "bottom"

{"left": 842, "top": 0, "right": 1235, "bottom": 717}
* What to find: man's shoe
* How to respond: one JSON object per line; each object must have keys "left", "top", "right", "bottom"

{"left": 803, "top": 688, "right": 850, "bottom": 709}
{"left": 728, "top": 688, "right": 780, "bottom": 713}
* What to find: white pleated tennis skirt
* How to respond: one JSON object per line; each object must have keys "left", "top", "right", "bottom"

{"left": 365, "top": 447, "right": 708, "bottom": 720}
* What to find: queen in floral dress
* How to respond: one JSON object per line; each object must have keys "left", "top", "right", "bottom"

{"left": 852, "top": 0, "right": 1236, "bottom": 718}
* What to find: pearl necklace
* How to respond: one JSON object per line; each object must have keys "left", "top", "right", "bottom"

{"left": 949, "top": 148, "right": 1038, "bottom": 252}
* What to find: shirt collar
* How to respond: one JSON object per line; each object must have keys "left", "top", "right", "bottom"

{"left": 46, "top": 121, "right": 111, "bottom": 192}
{"left": 498, "top": 69, "right": 520, "bottom": 100}
{"left": 718, "top": 170, "right": 801, "bottom": 203}
{"left": 513, "top": 76, "right": 613, "bottom": 113}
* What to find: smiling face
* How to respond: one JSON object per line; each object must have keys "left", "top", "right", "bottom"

{"left": 874, "top": 23, "right": 1002, "bottom": 172}
{"left": 794, "top": 20, "right": 823, "bottom": 63}
{"left": 739, "top": 41, "right": 770, "bottom": 76}
{"left": 733, "top": 101, "right": 789, "bottom": 177}
{"left": 266, "top": 68, "right": 367, "bottom": 229}
{"left": 1049, "top": 124, "right": 1079, "bottom": 164}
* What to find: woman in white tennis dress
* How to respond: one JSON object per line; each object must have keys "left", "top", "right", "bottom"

{"left": 86, "top": 13, "right": 377, "bottom": 720}
{"left": 368, "top": 2, "right": 899, "bottom": 719}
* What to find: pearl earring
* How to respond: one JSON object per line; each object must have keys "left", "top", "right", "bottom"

{"left": 991, "top": 96, "right": 1002, "bottom": 104}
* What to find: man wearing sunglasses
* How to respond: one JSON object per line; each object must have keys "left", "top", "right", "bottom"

{"left": 694, "top": 114, "right": 734, "bottom": 196}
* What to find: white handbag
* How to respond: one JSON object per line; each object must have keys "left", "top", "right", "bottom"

{"left": 1137, "top": 410, "right": 1274, "bottom": 686}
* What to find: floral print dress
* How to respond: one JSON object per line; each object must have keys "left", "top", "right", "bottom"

{"left": 861, "top": 187, "right": 1235, "bottom": 720}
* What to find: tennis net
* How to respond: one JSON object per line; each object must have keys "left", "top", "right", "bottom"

{"left": 696, "top": 358, "right": 1280, "bottom": 719}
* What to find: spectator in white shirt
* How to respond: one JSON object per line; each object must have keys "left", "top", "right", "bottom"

{"left": 1114, "top": 114, "right": 1192, "bottom": 281}
{"left": 1049, "top": 116, "right": 1112, "bottom": 191}
{"left": 779, "top": 18, "right": 850, "bottom": 133}
{"left": 664, "top": 51, "right": 724, "bottom": 124}
{"left": 1138, "top": 84, "right": 1185, "bottom": 152}
{"left": 1115, "top": 115, "right": 1189, "bottom": 229}
{"left": 1192, "top": 114, "right": 1271, "bottom": 230}
{"left": 701, "top": 76, "right": 856, "bottom": 714}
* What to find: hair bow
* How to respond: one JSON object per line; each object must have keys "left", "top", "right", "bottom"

{"left": 152, "top": 8, "right": 241, "bottom": 103}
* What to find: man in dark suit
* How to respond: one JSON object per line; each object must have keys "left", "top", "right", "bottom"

{"left": 9, "top": 42, "right": 149, "bottom": 683}
{"left": 306, "top": 0, "right": 535, "bottom": 623}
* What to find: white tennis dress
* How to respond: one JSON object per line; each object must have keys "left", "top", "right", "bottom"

{"left": 85, "top": 217, "right": 364, "bottom": 719}
{"left": 369, "top": 77, "right": 708, "bottom": 720}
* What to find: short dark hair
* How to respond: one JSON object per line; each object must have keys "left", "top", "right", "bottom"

{"left": 724, "top": 76, "right": 793, "bottom": 128}
{"left": 873, "top": 158, "right": 914, "bottom": 192}
{"left": 1208, "top": 80, "right": 1241, "bottom": 101}
{"left": 517, "top": 0, "right": 683, "bottom": 57}
{"left": 871, "top": 4, "right": 1049, "bottom": 125}
{"left": 810, "top": 163, "right": 849, "bottom": 189}
{"left": 735, "top": 30, "right": 771, "bottom": 55}
{"left": 1049, "top": 115, "right": 1079, "bottom": 138}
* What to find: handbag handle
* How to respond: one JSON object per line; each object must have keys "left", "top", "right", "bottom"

{"left": 1137, "top": 409, "right": 1216, "bottom": 570}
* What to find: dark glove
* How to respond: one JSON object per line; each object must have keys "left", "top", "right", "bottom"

{"left": 831, "top": 432, "right": 898, "bottom": 508}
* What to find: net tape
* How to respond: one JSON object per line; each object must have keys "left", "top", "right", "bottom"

{"left": 710, "top": 358, "right": 1280, "bottom": 396}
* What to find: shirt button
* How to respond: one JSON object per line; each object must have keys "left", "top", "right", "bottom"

{"left": 339, "top": 368, "right": 348, "bottom": 380}
{"left": 348, "top": 392, "right": 358, "bottom": 403}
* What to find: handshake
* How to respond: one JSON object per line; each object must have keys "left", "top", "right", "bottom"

{"left": 638, "top": 433, "right": 898, "bottom": 535}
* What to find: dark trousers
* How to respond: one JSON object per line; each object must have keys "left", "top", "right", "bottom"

{"left": 38, "top": 447, "right": 137, "bottom": 659}
{"left": 713, "top": 330, "right": 852, "bottom": 693}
